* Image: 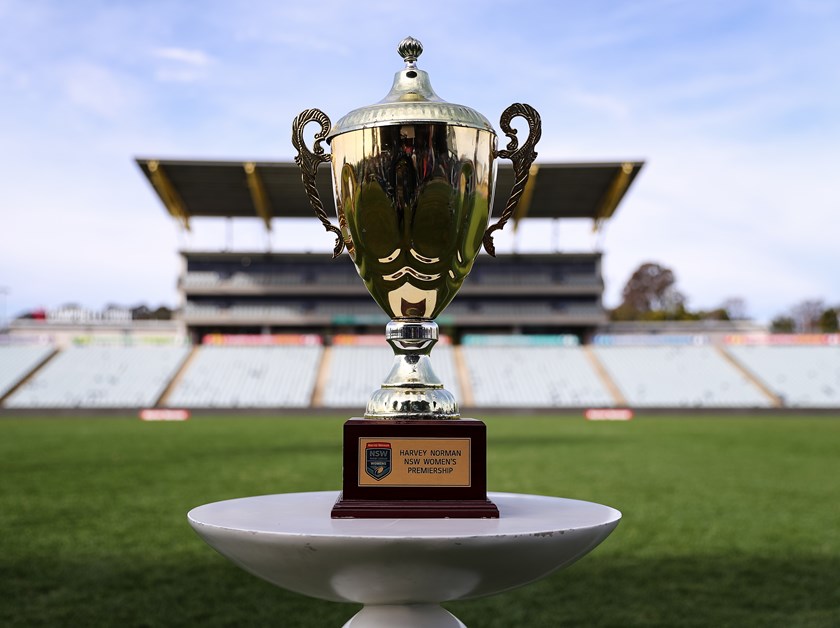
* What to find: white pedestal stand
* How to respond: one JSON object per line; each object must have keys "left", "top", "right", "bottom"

{"left": 188, "top": 491, "right": 621, "bottom": 628}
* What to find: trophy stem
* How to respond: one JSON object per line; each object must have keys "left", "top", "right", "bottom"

{"left": 364, "top": 320, "right": 460, "bottom": 420}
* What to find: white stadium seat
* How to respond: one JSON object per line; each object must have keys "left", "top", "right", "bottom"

{"left": 0, "top": 345, "right": 55, "bottom": 399}
{"left": 593, "top": 345, "right": 771, "bottom": 407}
{"left": 727, "top": 345, "right": 840, "bottom": 407}
{"left": 5, "top": 345, "right": 189, "bottom": 408}
{"left": 166, "top": 345, "right": 322, "bottom": 408}
{"left": 462, "top": 346, "right": 613, "bottom": 407}
{"left": 321, "top": 345, "right": 460, "bottom": 408}
{"left": 3, "top": 340, "right": 837, "bottom": 410}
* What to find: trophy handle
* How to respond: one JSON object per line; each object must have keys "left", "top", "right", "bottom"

{"left": 483, "top": 103, "right": 542, "bottom": 256}
{"left": 292, "top": 108, "right": 344, "bottom": 258}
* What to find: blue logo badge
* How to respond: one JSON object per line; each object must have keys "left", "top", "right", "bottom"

{"left": 365, "top": 442, "right": 392, "bottom": 480}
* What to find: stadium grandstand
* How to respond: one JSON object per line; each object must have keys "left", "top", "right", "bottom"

{"left": 164, "top": 337, "right": 323, "bottom": 408}
{"left": 1, "top": 158, "right": 837, "bottom": 412}
{"left": 5, "top": 344, "right": 189, "bottom": 409}
{"left": 2, "top": 333, "right": 838, "bottom": 411}
{"left": 136, "top": 160, "right": 639, "bottom": 343}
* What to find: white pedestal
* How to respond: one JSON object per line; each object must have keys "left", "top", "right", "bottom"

{"left": 188, "top": 491, "right": 620, "bottom": 627}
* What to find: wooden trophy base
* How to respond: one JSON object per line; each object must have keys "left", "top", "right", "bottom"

{"left": 331, "top": 418, "right": 499, "bottom": 519}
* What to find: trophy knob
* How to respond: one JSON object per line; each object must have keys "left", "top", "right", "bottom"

{"left": 397, "top": 36, "right": 423, "bottom": 66}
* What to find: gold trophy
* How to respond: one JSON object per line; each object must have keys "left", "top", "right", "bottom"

{"left": 293, "top": 37, "right": 540, "bottom": 517}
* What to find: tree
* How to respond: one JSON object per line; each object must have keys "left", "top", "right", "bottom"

{"left": 152, "top": 306, "right": 173, "bottom": 321}
{"left": 612, "top": 262, "right": 685, "bottom": 321}
{"left": 791, "top": 299, "right": 824, "bottom": 333}
{"left": 719, "top": 297, "right": 747, "bottom": 320}
{"left": 131, "top": 304, "right": 153, "bottom": 320}
{"left": 771, "top": 300, "right": 839, "bottom": 333}
{"left": 770, "top": 316, "right": 796, "bottom": 333}
{"left": 131, "top": 304, "right": 174, "bottom": 320}
{"left": 818, "top": 307, "right": 838, "bottom": 333}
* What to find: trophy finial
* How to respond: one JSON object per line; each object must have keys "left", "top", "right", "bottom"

{"left": 398, "top": 36, "right": 423, "bottom": 67}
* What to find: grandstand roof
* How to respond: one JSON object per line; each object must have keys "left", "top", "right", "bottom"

{"left": 136, "top": 159, "right": 644, "bottom": 230}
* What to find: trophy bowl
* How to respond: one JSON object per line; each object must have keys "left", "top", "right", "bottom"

{"left": 293, "top": 37, "right": 541, "bottom": 422}
{"left": 293, "top": 37, "right": 540, "bottom": 517}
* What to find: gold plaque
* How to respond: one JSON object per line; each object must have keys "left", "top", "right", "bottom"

{"left": 358, "top": 438, "right": 471, "bottom": 487}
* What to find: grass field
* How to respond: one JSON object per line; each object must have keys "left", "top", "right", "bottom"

{"left": 1, "top": 414, "right": 839, "bottom": 627}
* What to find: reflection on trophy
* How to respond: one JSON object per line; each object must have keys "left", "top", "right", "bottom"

{"left": 293, "top": 37, "right": 540, "bottom": 517}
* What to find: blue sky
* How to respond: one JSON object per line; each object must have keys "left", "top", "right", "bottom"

{"left": 1, "top": 0, "right": 838, "bottom": 323}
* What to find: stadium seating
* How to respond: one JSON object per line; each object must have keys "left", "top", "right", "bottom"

{"left": 311, "top": 302, "right": 387, "bottom": 315}
{"left": 166, "top": 345, "right": 322, "bottom": 408}
{"left": 182, "top": 271, "right": 307, "bottom": 289}
{"left": 593, "top": 346, "right": 771, "bottom": 407}
{"left": 462, "top": 346, "right": 613, "bottom": 407}
{"left": 182, "top": 303, "right": 307, "bottom": 320}
{"left": 476, "top": 272, "right": 553, "bottom": 285}
{"left": 5, "top": 345, "right": 189, "bottom": 408}
{"left": 181, "top": 271, "right": 221, "bottom": 288}
{"left": 314, "top": 270, "right": 361, "bottom": 285}
{"left": 479, "top": 303, "right": 554, "bottom": 316}
{"left": 229, "top": 305, "right": 302, "bottom": 319}
{"left": 3, "top": 339, "right": 837, "bottom": 411}
{"left": 182, "top": 303, "right": 223, "bottom": 318}
{"left": 229, "top": 272, "right": 305, "bottom": 286}
{"left": 726, "top": 345, "right": 840, "bottom": 407}
{"left": 321, "top": 345, "right": 460, "bottom": 408}
{"left": 0, "top": 345, "right": 55, "bottom": 399}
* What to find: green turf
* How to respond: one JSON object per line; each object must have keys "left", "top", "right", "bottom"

{"left": 1, "top": 415, "right": 839, "bottom": 627}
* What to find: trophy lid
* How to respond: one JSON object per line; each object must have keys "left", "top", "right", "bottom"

{"left": 327, "top": 37, "right": 495, "bottom": 140}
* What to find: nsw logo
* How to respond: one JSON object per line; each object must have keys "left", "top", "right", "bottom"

{"left": 364, "top": 442, "right": 392, "bottom": 480}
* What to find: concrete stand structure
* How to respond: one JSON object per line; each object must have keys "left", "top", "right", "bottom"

{"left": 188, "top": 491, "right": 621, "bottom": 627}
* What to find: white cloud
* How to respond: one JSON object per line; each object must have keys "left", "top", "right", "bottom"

{"left": 152, "top": 47, "right": 213, "bottom": 83}
{"left": 58, "top": 61, "right": 143, "bottom": 119}
{"left": 153, "top": 47, "right": 211, "bottom": 66}
{"left": 563, "top": 88, "right": 631, "bottom": 121}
